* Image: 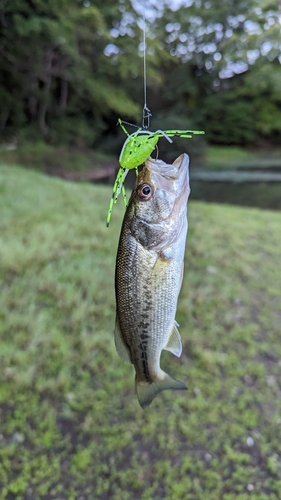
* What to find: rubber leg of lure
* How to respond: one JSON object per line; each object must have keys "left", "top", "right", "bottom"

{"left": 106, "top": 193, "right": 116, "bottom": 227}
{"left": 121, "top": 184, "right": 127, "bottom": 207}
{"left": 106, "top": 168, "right": 129, "bottom": 226}
{"left": 164, "top": 129, "right": 204, "bottom": 137}
{"left": 106, "top": 168, "right": 124, "bottom": 226}
{"left": 154, "top": 130, "right": 173, "bottom": 144}
{"left": 118, "top": 118, "right": 130, "bottom": 137}
{"left": 114, "top": 168, "right": 128, "bottom": 202}
{"left": 113, "top": 169, "right": 125, "bottom": 204}
{"left": 118, "top": 118, "right": 141, "bottom": 133}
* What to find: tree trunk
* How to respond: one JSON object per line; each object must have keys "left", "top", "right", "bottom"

{"left": 59, "top": 79, "right": 68, "bottom": 114}
{"left": 38, "top": 49, "right": 54, "bottom": 135}
{"left": 0, "top": 108, "right": 10, "bottom": 130}
{"left": 28, "top": 80, "right": 39, "bottom": 119}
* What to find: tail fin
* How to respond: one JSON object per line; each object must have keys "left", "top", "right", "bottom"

{"left": 136, "top": 371, "right": 187, "bottom": 409}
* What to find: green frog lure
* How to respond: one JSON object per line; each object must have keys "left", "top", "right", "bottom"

{"left": 106, "top": 118, "right": 204, "bottom": 226}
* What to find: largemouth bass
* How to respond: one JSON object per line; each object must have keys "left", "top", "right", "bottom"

{"left": 115, "top": 153, "right": 190, "bottom": 408}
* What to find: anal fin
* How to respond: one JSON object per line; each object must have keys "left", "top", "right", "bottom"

{"left": 114, "top": 315, "right": 131, "bottom": 363}
{"left": 164, "top": 322, "right": 182, "bottom": 357}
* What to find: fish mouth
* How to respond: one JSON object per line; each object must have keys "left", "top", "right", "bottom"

{"left": 130, "top": 154, "right": 190, "bottom": 247}
{"left": 145, "top": 157, "right": 180, "bottom": 180}
{"left": 144, "top": 154, "right": 190, "bottom": 197}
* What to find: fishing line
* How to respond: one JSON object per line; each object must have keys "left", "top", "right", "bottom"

{"left": 142, "top": 0, "right": 152, "bottom": 129}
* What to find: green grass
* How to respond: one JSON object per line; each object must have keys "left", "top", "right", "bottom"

{"left": 1, "top": 163, "right": 281, "bottom": 499}
{"left": 0, "top": 141, "right": 114, "bottom": 173}
{"left": 206, "top": 146, "right": 281, "bottom": 169}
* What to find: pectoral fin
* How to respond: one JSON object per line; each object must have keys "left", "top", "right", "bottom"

{"left": 114, "top": 315, "right": 131, "bottom": 363}
{"left": 164, "top": 322, "right": 182, "bottom": 357}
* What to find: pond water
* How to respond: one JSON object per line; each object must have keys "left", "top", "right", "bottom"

{"left": 123, "top": 167, "right": 281, "bottom": 211}
{"left": 190, "top": 180, "right": 281, "bottom": 211}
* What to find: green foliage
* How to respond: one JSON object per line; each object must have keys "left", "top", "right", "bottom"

{"left": 201, "top": 92, "right": 257, "bottom": 145}
{"left": 151, "top": 112, "right": 206, "bottom": 162}
{"left": 1, "top": 0, "right": 281, "bottom": 148}
{"left": 1, "top": 164, "right": 281, "bottom": 498}
{"left": 150, "top": 0, "right": 281, "bottom": 146}
{"left": 0, "top": 0, "right": 140, "bottom": 143}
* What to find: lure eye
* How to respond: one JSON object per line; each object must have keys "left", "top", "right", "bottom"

{"left": 137, "top": 183, "right": 153, "bottom": 201}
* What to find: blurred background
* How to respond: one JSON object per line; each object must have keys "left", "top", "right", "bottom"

{"left": 1, "top": 0, "right": 281, "bottom": 208}
{"left": 1, "top": 1, "right": 281, "bottom": 499}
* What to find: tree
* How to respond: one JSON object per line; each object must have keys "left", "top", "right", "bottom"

{"left": 0, "top": 0, "right": 280, "bottom": 147}
{"left": 143, "top": 0, "right": 281, "bottom": 145}
{"left": 0, "top": 0, "right": 140, "bottom": 144}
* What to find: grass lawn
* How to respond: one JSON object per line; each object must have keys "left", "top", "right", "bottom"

{"left": 205, "top": 146, "right": 281, "bottom": 170}
{"left": 0, "top": 142, "right": 115, "bottom": 174}
{"left": 0, "top": 163, "right": 281, "bottom": 499}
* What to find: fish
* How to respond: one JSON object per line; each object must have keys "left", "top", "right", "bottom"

{"left": 114, "top": 153, "right": 190, "bottom": 408}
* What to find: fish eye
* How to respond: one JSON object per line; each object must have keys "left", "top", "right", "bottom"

{"left": 136, "top": 183, "right": 153, "bottom": 201}
{"left": 142, "top": 185, "right": 150, "bottom": 195}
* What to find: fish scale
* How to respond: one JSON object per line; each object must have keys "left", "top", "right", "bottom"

{"left": 114, "top": 154, "right": 190, "bottom": 408}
